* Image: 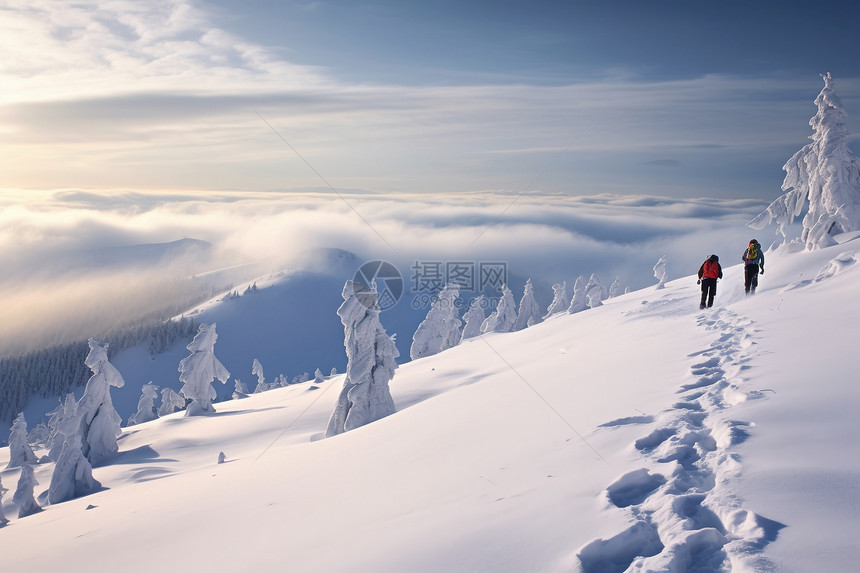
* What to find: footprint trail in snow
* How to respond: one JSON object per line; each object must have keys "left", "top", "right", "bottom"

{"left": 577, "top": 308, "right": 785, "bottom": 573}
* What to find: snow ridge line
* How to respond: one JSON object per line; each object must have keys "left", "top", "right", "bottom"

{"left": 577, "top": 307, "right": 785, "bottom": 573}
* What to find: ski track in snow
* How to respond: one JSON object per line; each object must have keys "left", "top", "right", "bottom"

{"left": 578, "top": 307, "right": 785, "bottom": 573}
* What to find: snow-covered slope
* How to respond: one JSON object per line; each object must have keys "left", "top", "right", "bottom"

{"left": 1, "top": 237, "right": 859, "bottom": 572}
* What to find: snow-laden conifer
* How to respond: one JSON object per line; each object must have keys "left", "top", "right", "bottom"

{"left": 6, "top": 412, "right": 38, "bottom": 469}
{"left": 48, "top": 399, "right": 100, "bottom": 504}
{"left": 78, "top": 339, "right": 125, "bottom": 466}
{"left": 653, "top": 256, "right": 668, "bottom": 289}
{"left": 233, "top": 379, "right": 249, "bottom": 400}
{"left": 460, "top": 296, "right": 486, "bottom": 341}
{"left": 750, "top": 73, "right": 860, "bottom": 249}
{"left": 13, "top": 464, "right": 42, "bottom": 518}
{"left": 514, "top": 278, "right": 543, "bottom": 330}
{"left": 567, "top": 276, "right": 588, "bottom": 313}
{"left": 585, "top": 274, "right": 604, "bottom": 308}
{"left": 47, "top": 394, "right": 77, "bottom": 462}
{"left": 326, "top": 280, "right": 397, "bottom": 437}
{"left": 127, "top": 382, "right": 159, "bottom": 426}
{"left": 544, "top": 281, "right": 569, "bottom": 318}
{"left": 252, "top": 359, "right": 267, "bottom": 393}
{"left": 178, "top": 323, "right": 230, "bottom": 416}
{"left": 0, "top": 476, "right": 7, "bottom": 527}
{"left": 608, "top": 277, "right": 622, "bottom": 299}
{"left": 480, "top": 285, "right": 518, "bottom": 333}
{"left": 314, "top": 368, "right": 325, "bottom": 382}
{"left": 411, "top": 283, "right": 462, "bottom": 360}
{"left": 158, "top": 388, "right": 186, "bottom": 416}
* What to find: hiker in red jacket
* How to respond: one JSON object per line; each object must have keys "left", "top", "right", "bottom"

{"left": 697, "top": 254, "right": 723, "bottom": 309}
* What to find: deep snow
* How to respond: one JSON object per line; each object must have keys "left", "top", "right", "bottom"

{"left": 1, "top": 236, "right": 859, "bottom": 572}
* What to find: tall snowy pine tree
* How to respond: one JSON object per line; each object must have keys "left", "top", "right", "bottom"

{"left": 750, "top": 73, "right": 860, "bottom": 249}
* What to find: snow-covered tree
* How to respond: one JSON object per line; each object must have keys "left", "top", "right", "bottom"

{"left": 567, "top": 275, "right": 588, "bottom": 313}
{"left": 0, "top": 494, "right": 7, "bottom": 528}
{"left": 233, "top": 379, "right": 249, "bottom": 400}
{"left": 411, "top": 283, "right": 462, "bottom": 360}
{"left": 608, "top": 276, "right": 622, "bottom": 299}
{"left": 653, "top": 256, "right": 668, "bottom": 289}
{"left": 330, "top": 367, "right": 338, "bottom": 376}
{"left": 127, "top": 382, "right": 159, "bottom": 426}
{"left": 13, "top": 464, "right": 42, "bottom": 518}
{"left": 460, "top": 296, "right": 486, "bottom": 341}
{"left": 0, "top": 476, "right": 7, "bottom": 527}
{"left": 27, "top": 422, "right": 51, "bottom": 449}
{"left": 480, "top": 285, "right": 518, "bottom": 333}
{"left": 47, "top": 394, "right": 77, "bottom": 462}
{"left": 750, "top": 73, "right": 860, "bottom": 249}
{"left": 78, "top": 339, "right": 125, "bottom": 466}
{"left": 292, "top": 372, "right": 310, "bottom": 385}
{"left": 314, "top": 368, "right": 325, "bottom": 382}
{"left": 178, "top": 323, "right": 230, "bottom": 416}
{"left": 514, "top": 278, "right": 543, "bottom": 330}
{"left": 158, "top": 388, "right": 186, "bottom": 416}
{"left": 6, "top": 412, "right": 37, "bottom": 469}
{"left": 48, "top": 400, "right": 101, "bottom": 505}
{"left": 326, "top": 280, "right": 398, "bottom": 437}
{"left": 585, "top": 274, "right": 604, "bottom": 308}
{"left": 544, "top": 281, "right": 569, "bottom": 318}
{"left": 252, "top": 359, "right": 268, "bottom": 393}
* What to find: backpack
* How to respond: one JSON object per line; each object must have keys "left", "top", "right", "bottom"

{"left": 702, "top": 259, "right": 720, "bottom": 279}
{"left": 747, "top": 242, "right": 758, "bottom": 260}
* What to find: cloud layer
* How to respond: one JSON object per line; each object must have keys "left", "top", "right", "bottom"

{"left": 0, "top": 189, "right": 769, "bottom": 355}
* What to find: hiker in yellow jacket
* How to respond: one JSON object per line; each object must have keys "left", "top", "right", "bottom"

{"left": 742, "top": 239, "right": 765, "bottom": 294}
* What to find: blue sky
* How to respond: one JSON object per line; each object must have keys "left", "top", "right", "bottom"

{"left": 2, "top": 0, "right": 860, "bottom": 200}
{"left": 207, "top": 0, "right": 860, "bottom": 84}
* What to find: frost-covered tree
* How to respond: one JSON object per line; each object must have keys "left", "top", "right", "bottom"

{"left": 314, "top": 368, "right": 325, "bottom": 382}
{"left": 251, "top": 359, "right": 267, "bottom": 393}
{"left": 78, "top": 339, "right": 125, "bottom": 466}
{"left": 567, "top": 275, "right": 588, "bottom": 313}
{"left": 653, "top": 256, "right": 668, "bottom": 289}
{"left": 411, "top": 283, "right": 462, "bottom": 360}
{"left": 47, "top": 394, "right": 77, "bottom": 462}
{"left": 544, "top": 281, "right": 569, "bottom": 318}
{"left": 6, "top": 412, "right": 38, "bottom": 469}
{"left": 178, "top": 323, "right": 230, "bottom": 416}
{"left": 13, "top": 464, "right": 42, "bottom": 518}
{"left": 48, "top": 400, "right": 100, "bottom": 505}
{"left": 27, "top": 422, "right": 51, "bottom": 450}
{"left": 608, "top": 276, "right": 622, "bottom": 299}
{"left": 585, "top": 274, "right": 604, "bottom": 308}
{"left": 326, "top": 281, "right": 398, "bottom": 437}
{"left": 292, "top": 372, "right": 310, "bottom": 385}
{"left": 460, "top": 296, "right": 486, "bottom": 341}
{"left": 0, "top": 476, "right": 8, "bottom": 527}
{"left": 232, "top": 379, "right": 249, "bottom": 400}
{"left": 127, "top": 382, "right": 159, "bottom": 426}
{"left": 514, "top": 278, "right": 543, "bottom": 330}
{"left": 158, "top": 388, "right": 186, "bottom": 416}
{"left": 750, "top": 73, "right": 860, "bottom": 249}
{"left": 480, "top": 285, "right": 518, "bottom": 333}
{"left": 330, "top": 367, "right": 338, "bottom": 376}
